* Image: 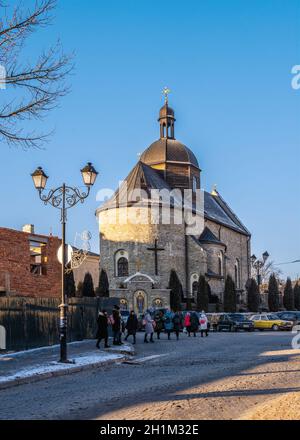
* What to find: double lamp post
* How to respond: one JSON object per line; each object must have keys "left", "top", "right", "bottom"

{"left": 251, "top": 251, "right": 270, "bottom": 288}
{"left": 31, "top": 163, "right": 98, "bottom": 363}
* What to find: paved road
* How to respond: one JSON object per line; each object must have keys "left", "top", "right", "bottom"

{"left": 1, "top": 331, "right": 300, "bottom": 420}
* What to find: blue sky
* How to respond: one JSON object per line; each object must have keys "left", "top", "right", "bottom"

{"left": 1, "top": 0, "right": 299, "bottom": 279}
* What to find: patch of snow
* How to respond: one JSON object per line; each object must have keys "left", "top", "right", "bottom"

{"left": 0, "top": 340, "right": 94, "bottom": 359}
{"left": 0, "top": 352, "right": 123, "bottom": 384}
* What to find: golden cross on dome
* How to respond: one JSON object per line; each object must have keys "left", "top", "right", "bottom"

{"left": 162, "top": 86, "right": 171, "bottom": 104}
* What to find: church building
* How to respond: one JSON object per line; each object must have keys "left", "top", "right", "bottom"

{"left": 96, "top": 95, "right": 251, "bottom": 314}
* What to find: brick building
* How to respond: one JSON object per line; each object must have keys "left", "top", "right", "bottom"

{"left": 0, "top": 226, "right": 100, "bottom": 298}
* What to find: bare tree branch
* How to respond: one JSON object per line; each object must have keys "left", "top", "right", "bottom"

{"left": 0, "top": 0, "right": 73, "bottom": 148}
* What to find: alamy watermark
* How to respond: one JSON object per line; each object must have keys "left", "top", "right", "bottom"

{"left": 291, "top": 65, "right": 300, "bottom": 90}
{"left": 96, "top": 182, "right": 205, "bottom": 236}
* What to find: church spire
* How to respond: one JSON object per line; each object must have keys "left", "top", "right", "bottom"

{"left": 159, "top": 87, "right": 176, "bottom": 139}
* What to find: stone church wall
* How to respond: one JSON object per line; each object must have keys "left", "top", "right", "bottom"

{"left": 206, "top": 220, "right": 250, "bottom": 292}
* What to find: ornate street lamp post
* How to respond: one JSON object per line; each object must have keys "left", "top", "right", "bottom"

{"left": 31, "top": 163, "right": 98, "bottom": 363}
{"left": 251, "top": 251, "right": 270, "bottom": 287}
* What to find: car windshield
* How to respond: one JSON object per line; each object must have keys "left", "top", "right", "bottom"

{"left": 228, "top": 314, "right": 245, "bottom": 321}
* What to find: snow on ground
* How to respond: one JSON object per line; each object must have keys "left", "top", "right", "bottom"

{"left": 0, "top": 352, "right": 123, "bottom": 384}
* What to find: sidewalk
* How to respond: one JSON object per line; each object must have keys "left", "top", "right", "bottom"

{"left": 0, "top": 339, "right": 134, "bottom": 390}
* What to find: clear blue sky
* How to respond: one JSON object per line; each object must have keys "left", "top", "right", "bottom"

{"left": 1, "top": 0, "right": 299, "bottom": 279}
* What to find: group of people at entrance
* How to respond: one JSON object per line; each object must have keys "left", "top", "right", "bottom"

{"left": 96, "top": 306, "right": 209, "bottom": 349}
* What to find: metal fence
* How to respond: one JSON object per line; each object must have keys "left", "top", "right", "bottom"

{"left": 0, "top": 297, "right": 119, "bottom": 352}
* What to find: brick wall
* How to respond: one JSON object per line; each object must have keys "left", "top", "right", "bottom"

{"left": 0, "top": 228, "right": 61, "bottom": 298}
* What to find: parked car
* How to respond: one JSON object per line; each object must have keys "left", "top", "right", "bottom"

{"left": 250, "top": 313, "right": 293, "bottom": 331}
{"left": 276, "top": 311, "right": 300, "bottom": 326}
{"left": 217, "top": 313, "right": 254, "bottom": 332}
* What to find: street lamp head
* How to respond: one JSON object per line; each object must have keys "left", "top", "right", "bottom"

{"left": 81, "top": 162, "right": 98, "bottom": 187}
{"left": 31, "top": 167, "right": 48, "bottom": 191}
{"left": 262, "top": 251, "right": 270, "bottom": 263}
{"left": 251, "top": 254, "right": 257, "bottom": 265}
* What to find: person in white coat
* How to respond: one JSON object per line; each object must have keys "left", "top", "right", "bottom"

{"left": 199, "top": 311, "right": 209, "bottom": 337}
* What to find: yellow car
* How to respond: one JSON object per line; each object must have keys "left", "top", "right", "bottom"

{"left": 250, "top": 313, "right": 293, "bottom": 331}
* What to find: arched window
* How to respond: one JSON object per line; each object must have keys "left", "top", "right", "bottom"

{"left": 235, "top": 259, "right": 240, "bottom": 289}
{"left": 115, "top": 250, "right": 129, "bottom": 277}
{"left": 190, "top": 273, "right": 199, "bottom": 296}
{"left": 192, "top": 281, "right": 199, "bottom": 296}
{"left": 117, "top": 258, "right": 129, "bottom": 277}
{"left": 218, "top": 251, "right": 225, "bottom": 277}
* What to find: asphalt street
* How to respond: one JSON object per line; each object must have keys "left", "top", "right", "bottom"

{"left": 1, "top": 330, "right": 299, "bottom": 420}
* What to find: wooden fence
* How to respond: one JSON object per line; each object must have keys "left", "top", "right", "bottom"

{"left": 0, "top": 297, "right": 119, "bottom": 352}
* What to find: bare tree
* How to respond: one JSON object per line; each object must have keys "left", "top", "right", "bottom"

{"left": 0, "top": 0, "right": 72, "bottom": 148}
{"left": 251, "top": 260, "right": 282, "bottom": 284}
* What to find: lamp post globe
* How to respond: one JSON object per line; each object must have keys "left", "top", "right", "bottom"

{"left": 31, "top": 167, "right": 48, "bottom": 191}
{"left": 81, "top": 162, "right": 98, "bottom": 187}
{"left": 263, "top": 251, "right": 270, "bottom": 263}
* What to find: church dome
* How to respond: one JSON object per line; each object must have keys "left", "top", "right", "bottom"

{"left": 159, "top": 104, "right": 175, "bottom": 120}
{"left": 141, "top": 138, "right": 199, "bottom": 169}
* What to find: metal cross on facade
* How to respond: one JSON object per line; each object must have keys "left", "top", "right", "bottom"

{"left": 147, "top": 239, "right": 165, "bottom": 276}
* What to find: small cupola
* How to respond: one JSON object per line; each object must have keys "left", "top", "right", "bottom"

{"left": 159, "top": 87, "right": 176, "bottom": 139}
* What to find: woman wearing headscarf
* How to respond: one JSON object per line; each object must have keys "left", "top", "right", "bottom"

{"left": 144, "top": 310, "right": 155, "bottom": 343}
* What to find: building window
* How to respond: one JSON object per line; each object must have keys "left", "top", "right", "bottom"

{"left": 190, "top": 273, "right": 199, "bottom": 296}
{"left": 192, "top": 281, "right": 199, "bottom": 296}
{"left": 235, "top": 259, "right": 241, "bottom": 289}
{"left": 117, "top": 258, "right": 129, "bottom": 277}
{"left": 115, "top": 250, "right": 129, "bottom": 277}
{"left": 218, "top": 252, "right": 224, "bottom": 277}
{"left": 29, "top": 239, "right": 48, "bottom": 276}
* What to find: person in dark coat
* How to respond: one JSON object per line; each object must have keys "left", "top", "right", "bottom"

{"left": 173, "top": 311, "right": 183, "bottom": 341}
{"left": 125, "top": 311, "right": 138, "bottom": 344}
{"left": 111, "top": 305, "right": 122, "bottom": 346}
{"left": 154, "top": 310, "right": 164, "bottom": 340}
{"left": 190, "top": 312, "right": 199, "bottom": 337}
{"left": 96, "top": 310, "right": 110, "bottom": 349}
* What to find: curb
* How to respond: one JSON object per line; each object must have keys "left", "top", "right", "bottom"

{"left": 0, "top": 348, "right": 135, "bottom": 391}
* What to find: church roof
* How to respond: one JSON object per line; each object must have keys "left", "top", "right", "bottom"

{"left": 97, "top": 162, "right": 250, "bottom": 237}
{"left": 199, "top": 227, "right": 225, "bottom": 245}
{"left": 140, "top": 138, "right": 200, "bottom": 169}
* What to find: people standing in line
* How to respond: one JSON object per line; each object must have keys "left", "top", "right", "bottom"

{"left": 144, "top": 310, "right": 155, "bottom": 343}
{"left": 154, "top": 310, "right": 164, "bottom": 340}
{"left": 125, "top": 311, "right": 138, "bottom": 344}
{"left": 184, "top": 312, "right": 192, "bottom": 337}
{"left": 199, "top": 311, "right": 209, "bottom": 337}
{"left": 164, "top": 309, "right": 174, "bottom": 340}
{"left": 96, "top": 310, "right": 110, "bottom": 349}
{"left": 190, "top": 311, "right": 199, "bottom": 337}
{"left": 173, "top": 311, "right": 183, "bottom": 341}
{"left": 111, "top": 305, "right": 122, "bottom": 346}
